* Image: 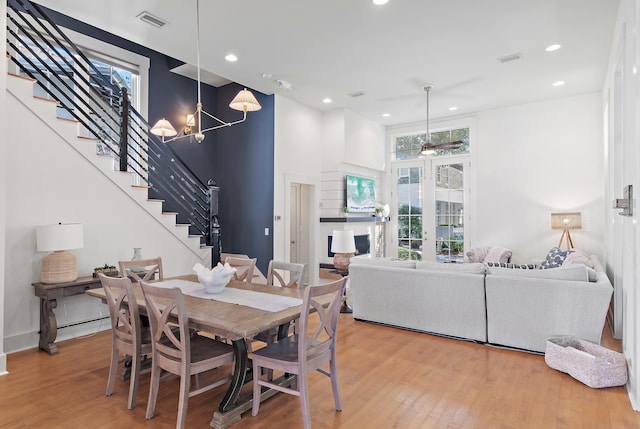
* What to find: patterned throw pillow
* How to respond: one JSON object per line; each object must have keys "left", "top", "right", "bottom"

{"left": 540, "top": 247, "right": 572, "bottom": 269}
{"left": 485, "top": 262, "right": 538, "bottom": 269}
{"left": 484, "top": 246, "right": 513, "bottom": 264}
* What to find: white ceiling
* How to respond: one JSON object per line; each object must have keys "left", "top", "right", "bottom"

{"left": 37, "top": 0, "right": 620, "bottom": 126}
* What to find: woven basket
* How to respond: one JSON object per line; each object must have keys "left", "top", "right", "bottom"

{"left": 545, "top": 336, "right": 628, "bottom": 388}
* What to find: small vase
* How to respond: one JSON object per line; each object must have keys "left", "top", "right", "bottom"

{"left": 130, "top": 247, "right": 145, "bottom": 273}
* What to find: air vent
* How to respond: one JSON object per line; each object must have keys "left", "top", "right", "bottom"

{"left": 137, "top": 11, "right": 167, "bottom": 28}
{"left": 497, "top": 53, "right": 523, "bottom": 63}
{"left": 349, "top": 91, "right": 365, "bottom": 98}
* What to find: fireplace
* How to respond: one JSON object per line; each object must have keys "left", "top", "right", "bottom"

{"left": 327, "top": 234, "right": 370, "bottom": 257}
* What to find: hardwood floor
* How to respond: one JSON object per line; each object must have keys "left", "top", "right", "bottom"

{"left": 1, "top": 315, "right": 638, "bottom": 429}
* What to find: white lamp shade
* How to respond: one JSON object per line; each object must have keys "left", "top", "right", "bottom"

{"left": 550, "top": 212, "right": 582, "bottom": 230}
{"left": 331, "top": 229, "right": 356, "bottom": 253}
{"left": 36, "top": 223, "right": 84, "bottom": 251}
{"left": 150, "top": 118, "right": 178, "bottom": 137}
{"left": 229, "top": 88, "right": 262, "bottom": 112}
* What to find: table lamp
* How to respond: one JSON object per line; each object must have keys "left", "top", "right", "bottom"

{"left": 36, "top": 223, "right": 84, "bottom": 284}
{"left": 331, "top": 229, "right": 356, "bottom": 273}
{"left": 550, "top": 212, "right": 581, "bottom": 250}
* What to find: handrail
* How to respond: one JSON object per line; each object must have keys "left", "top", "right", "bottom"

{"left": 6, "top": 0, "right": 212, "bottom": 242}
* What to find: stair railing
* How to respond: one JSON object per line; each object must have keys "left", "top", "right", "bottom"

{"left": 6, "top": 0, "right": 213, "bottom": 246}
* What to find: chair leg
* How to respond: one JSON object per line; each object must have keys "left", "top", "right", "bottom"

{"left": 299, "top": 371, "right": 312, "bottom": 429}
{"left": 127, "top": 353, "right": 140, "bottom": 409}
{"left": 146, "top": 362, "right": 161, "bottom": 419}
{"left": 105, "top": 343, "right": 118, "bottom": 397}
{"left": 176, "top": 371, "right": 191, "bottom": 429}
{"left": 251, "top": 361, "right": 261, "bottom": 417}
{"left": 329, "top": 354, "right": 342, "bottom": 411}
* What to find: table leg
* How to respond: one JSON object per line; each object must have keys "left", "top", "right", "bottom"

{"left": 218, "top": 339, "right": 249, "bottom": 413}
{"left": 39, "top": 298, "right": 58, "bottom": 355}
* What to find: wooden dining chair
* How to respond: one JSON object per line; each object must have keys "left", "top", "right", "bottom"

{"left": 119, "top": 257, "right": 164, "bottom": 282}
{"left": 253, "top": 260, "right": 307, "bottom": 347}
{"left": 251, "top": 277, "right": 348, "bottom": 429}
{"left": 224, "top": 256, "right": 257, "bottom": 282}
{"left": 99, "top": 273, "right": 151, "bottom": 410}
{"left": 140, "top": 282, "right": 235, "bottom": 429}
{"left": 266, "top": 260, "right": 306, "bottom": 289}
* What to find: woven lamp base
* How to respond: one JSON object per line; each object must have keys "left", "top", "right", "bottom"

{"left": 333, "top": 252, "right": 355, "bottom": 273}
{"left": 41, "top": 250, "right": 78, "bottom": 284}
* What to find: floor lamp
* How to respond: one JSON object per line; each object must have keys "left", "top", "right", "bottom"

{"left": 550, "top": 212, "right": 581, "bottom": 250}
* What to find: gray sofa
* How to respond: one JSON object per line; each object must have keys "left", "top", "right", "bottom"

{"left": 348, "top": 255, "right": 613, "bottom": 353}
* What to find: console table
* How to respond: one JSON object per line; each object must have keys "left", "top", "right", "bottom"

{"left": 32, "top": 276, "right": 102, "bottom": 355}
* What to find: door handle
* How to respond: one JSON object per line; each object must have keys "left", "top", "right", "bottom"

{"left": 290, "top": 240, "right": 296, "bottom": 244}
{"left": 613, "top": 185, "right": 633, "bottom": 217}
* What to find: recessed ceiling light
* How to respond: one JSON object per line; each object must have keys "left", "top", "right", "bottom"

{"left": 546, "top": 44, "right": 561, "bottom": 52}
{"left": 552, "top": 81, "right": 565, "bottom": 87}
{"left": 225, "top": 54, "right": 238, "bottom": 62}
{"left": 373, "top": 0, "right": 389, "bottom": 5}
{"left": 322, "top": 98, "right": 332, "bottom": 104}
{"left": 382, "top": 113, "right": 390, "bottom": 118}
{"left": 448, "top": 106, "right": 458, "bottom": 111}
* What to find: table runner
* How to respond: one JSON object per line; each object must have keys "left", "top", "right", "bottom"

{"left": 152, "top": 279, "right": 302, "bottom": 312}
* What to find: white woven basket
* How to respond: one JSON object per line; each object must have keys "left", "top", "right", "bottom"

{"left": 545, "top": 336, "right": 628, "bottom": 388}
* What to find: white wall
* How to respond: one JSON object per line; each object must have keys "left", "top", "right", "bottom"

{"left": 474, "top": 93, "right": 604, "bottom": 263}
{"left": 273, "top": 95, "right": 324, "bottom": 282}
{"left": 0, "top": 0, "right": 8, "bottom": 375}
{"left": 3, "top": 84, "right": 207, "bottom": 354}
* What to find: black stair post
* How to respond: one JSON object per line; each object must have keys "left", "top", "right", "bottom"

{"left": 208, "top": 180, "right": 221, "bottom": 267}
{"left": 119, "top": 87, "right": 129, "bottom": 172}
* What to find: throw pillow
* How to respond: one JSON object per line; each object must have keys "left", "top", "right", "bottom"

{"left": 563, "top": 249, "right": 595, "bottom": 269}
{"left": 465, "top": 246, "right": 491, "bottom": 263}
{"left": 484, "top": 246, "right": 513, "bottom": 264}
{"left": 540, "top": 247, "right": 571, "bottom": 269}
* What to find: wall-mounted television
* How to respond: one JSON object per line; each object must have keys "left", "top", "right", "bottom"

{"left": 345, "top": 174, "right": 376, "bottom": 213}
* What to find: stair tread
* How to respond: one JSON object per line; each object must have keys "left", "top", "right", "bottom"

{"left": 162, "top": 212, "right": 178, "bottom": 215}
{"left": 147, "top": 199, "right": 165, "bottom": 203}
{"left": 8, "top": 72, "right": 36, "bottom": 82}
{"left": 131, "top": 185, "right": 151, "bottom": 189}
{"left": 77, "top": 135, "right": 98, "bottom": 140}
{"left": 57, "top": 116, "right": 79, "bottom": 123}
{"left": 34, "top": 95, "right": 59, "bottom": 103}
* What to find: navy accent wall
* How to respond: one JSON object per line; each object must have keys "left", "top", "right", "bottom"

{"left": 215, "top": 84, "right": 275, "bottom": 275}
{"left": 37, "top": 4, "right": 276, "bottom": 271}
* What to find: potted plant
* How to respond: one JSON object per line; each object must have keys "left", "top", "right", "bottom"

{"left": 93, "top": 264, "right": 118, "bottom": 278}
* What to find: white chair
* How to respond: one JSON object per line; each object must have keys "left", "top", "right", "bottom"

{"left": 140, "top": 282, "right": 235, "bottom": 429}
{"left": 266, "top": 260, "right": 306, "bottom": 289}
{"left": 251, "top": 277, "right": 347, "bottom": 429}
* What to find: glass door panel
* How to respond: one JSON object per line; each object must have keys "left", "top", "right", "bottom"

{"left": 396, "top": 164, "right": 424, "bottom": 260}
{"left": 432, "top": 161, "right": 465, "bottom": 262}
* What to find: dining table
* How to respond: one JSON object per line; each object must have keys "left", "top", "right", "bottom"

{"left": 86, "top": 274, "right": 333, "bottom": 429}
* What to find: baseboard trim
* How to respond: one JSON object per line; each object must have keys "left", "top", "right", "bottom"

{"left": 4, "top": 319, "right": 111, "bottom": 354}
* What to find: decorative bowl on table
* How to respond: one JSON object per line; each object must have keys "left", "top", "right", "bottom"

{"left": 193, "top": 262, "right": 236, "bottom": 294}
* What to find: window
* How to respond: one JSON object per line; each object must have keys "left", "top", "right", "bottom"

{"left": 393, "top": 127, "right": 470, "bottom": 161}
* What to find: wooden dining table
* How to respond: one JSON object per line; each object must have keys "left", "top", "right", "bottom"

{"left": 86, "top": 274, "right": 332, "bottom": 429}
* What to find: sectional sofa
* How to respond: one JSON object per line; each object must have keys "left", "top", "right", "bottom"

{"left": 348, "top": 254, "right": 613, "bottom": 353}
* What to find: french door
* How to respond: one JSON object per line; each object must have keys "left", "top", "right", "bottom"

{"left": 394, "top": 156, "right": 469, "bottom": 262}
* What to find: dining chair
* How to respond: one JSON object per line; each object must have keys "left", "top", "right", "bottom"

{"left": 251, "top": 277, "right": 348, "bottom": 429}
{"left": 266, "top": 260, "right": 306, "bottom": 289}
{"left": 99, "top": 273, "right": 151, "bottom": 410}
{"left": 140, "top": 282, "right": 235, "bottom": 429}
{"left": 119, "top": 257, "right": 163, "bottom": 282}
{"left": 254, "top": 261, "right": 307, "bottom": 346}
{"left": 224, "top": 256, "right": 257, "bottom": 282}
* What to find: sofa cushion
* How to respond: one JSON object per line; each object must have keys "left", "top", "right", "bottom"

{"left": 484, "top": 246, "right": 513, "bottom": 264}
{"left": 540, "top": 247, "right": 571, "bottom": 269}
{"left": 416, "top": 261, "right": 486, "bottom": 275}
{"left": 349, "top": 256, "right": 416, "bottom": 269}
{"left": 488, "top": 263, "right": 589, "bottom": 282}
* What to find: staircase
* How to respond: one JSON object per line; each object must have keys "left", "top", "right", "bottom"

{"left": 5, "top": 0, "right": 214, "bottom": 264}
{"left": 6, "top": 69, "right": 210, "bottom": 261}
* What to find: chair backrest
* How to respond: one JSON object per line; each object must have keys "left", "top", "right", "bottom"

{"left": 297, "top": 277, "right": 348, "bottom": 361}
{"left": 119, "top": 257, "right": 163, "bottom": 283}
{"left": 139, "top": 282, "right": 191, "bottom": 373}
{"left": 266, "top": 260, "right": 306, "bottom": 288}
{"left": 224, "top": 256, "right": 257, "bottom": 282}
{"left": 220, "top": 253, "right": 249, "bottom": 261}
{"left": 99, "top": 273, "right": 142, "bottom": 350}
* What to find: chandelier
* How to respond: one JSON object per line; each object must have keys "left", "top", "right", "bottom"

{"left": 150, "top": 0, "right": 261, "bottom": 143}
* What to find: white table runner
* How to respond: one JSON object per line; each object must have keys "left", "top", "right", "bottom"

{"left": 152, "top": 279, "right": 302, "bottom": 312}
